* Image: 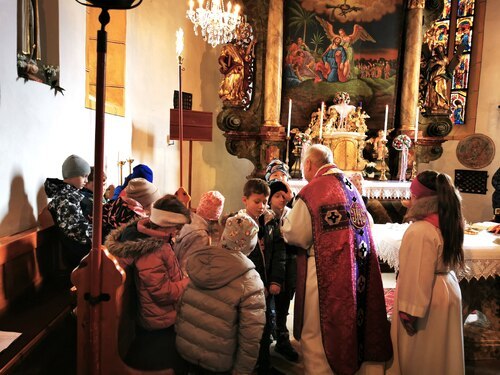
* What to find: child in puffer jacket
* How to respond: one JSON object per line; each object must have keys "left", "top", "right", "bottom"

{"left": 105, "top": 194, "right": 191, "bottom": 373}
{"left": 175, "top": 212, "right": 266, "bottom": 375}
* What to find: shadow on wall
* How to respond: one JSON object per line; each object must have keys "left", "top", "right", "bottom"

{"left": 131, "top": 125, "right": 155, "bottom": 164}
{"left": 198, "top": 44, "right": 254, "bottom": 213}
{"left": 0, "top": 174, "right": 37, "bottom": 237}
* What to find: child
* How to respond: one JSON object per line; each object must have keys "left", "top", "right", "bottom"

{"left": 267, "top": 180, "right": 299, "bottom": 363}
{"left": 240, "top": 178, "right": 286, "bottom": 374}
{"left": 101, "top": 178, "right": 160, "bottom": 240}
{"left": 264, "top": 159, "right": 290, "bottom": 182}
{"left": 44, "top": 154, "right": 92, "bottom": 269}
{"left": 264, "top": 159, "right": 295, "bottom": 206}
{"left": 174, "top": 190, "right": 225, "bottom": 271}
{"left": 388, "top": 170, "right": 465, "bottom": 375}
{"left": 112, "top": 163, "right": 153, "bottom": 200}
{"left": 81, "top": 166, "right": 108, "bottom": 219}
{"left": 175, "top": 212, "right": 266, "bottom": 375}
{"left": 105, "top": 194, "right": 191, "bottom": 372}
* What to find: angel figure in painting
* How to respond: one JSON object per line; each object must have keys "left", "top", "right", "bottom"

{"left": 316, "top": 16, "right": 376, "bottom": 81}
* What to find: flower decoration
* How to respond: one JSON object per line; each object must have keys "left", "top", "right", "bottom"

{"left": 42, "top": 65, "right": 59, "bottom": 82}
{"left": 293, "top": 131, "right": 311, "bottom": 146}
{"left": 392, "top": 134, "right": 412, "bottom": 150}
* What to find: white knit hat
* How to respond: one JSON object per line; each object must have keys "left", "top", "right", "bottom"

{"left": 125, "top": 178, "right": 160, "bottom": 208}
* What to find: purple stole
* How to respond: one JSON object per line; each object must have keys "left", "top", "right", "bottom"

{"left": 295, "top": 165, "right": 392, "bottom": 375}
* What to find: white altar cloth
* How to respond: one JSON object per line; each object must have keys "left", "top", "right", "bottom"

{"left": 289, "top": 179, "right": 411, "bottom": 200}
{"left": 372, "top": 223, "right": 500, "bottom": 281}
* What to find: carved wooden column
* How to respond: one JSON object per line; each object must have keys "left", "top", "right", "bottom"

{"left": 258, "top": 0, "right": 286, "bottom": 172}
{"left": 400, "top": 0, "right": 424, "bottom": 133}
{"left": 262, "top": 0, "right": 284, "bottom": 127}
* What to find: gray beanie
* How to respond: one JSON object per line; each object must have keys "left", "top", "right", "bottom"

{"left": 62, "top": 155, "right": 91, "bottom": 179}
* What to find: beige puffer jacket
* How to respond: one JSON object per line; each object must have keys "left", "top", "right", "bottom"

{"left": 175, "top": 245, "right": 266, "bottom": 374}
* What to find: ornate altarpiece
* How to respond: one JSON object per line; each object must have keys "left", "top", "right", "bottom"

{"left": 216, "top": 0, "right": 452, "bottom": 178}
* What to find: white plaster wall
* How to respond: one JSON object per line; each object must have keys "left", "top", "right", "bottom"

{"left": 1, "top": 0, "right": 498, "bottom": 237}
{"left": 126, "top": 0, "right": 253, "bottom": 214}
{"left": 425, "top": 0, "right": 500, "bottom": 223}
{"left": 0, "top": 0, "right": 130, "bottom": 237}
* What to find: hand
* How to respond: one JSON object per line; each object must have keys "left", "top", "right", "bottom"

{"left": 282, "top": 181, "right": 294, "bottom": 203}
{"left": 269, "top": 283, "right": 281, "bottom": 295}
{"left": 399, "top": 311, "right": 417, "bottom": 336}
{"left": 488, "top": 224, "right": 500, "bottom": 234}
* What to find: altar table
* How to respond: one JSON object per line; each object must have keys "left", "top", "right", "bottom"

{"left": 289, "top": 179, "right": 411, "bottom": 200}
{"left": 372, "top": 222, "right": 500, "bottom": 281}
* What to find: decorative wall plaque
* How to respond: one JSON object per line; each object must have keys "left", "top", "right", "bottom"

{"left": 456, "top": 134, "right": 495, "bottom": 169}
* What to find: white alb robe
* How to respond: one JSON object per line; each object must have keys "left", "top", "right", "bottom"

{"left": 387, "top": 220, "right": 465, "bottom": 375}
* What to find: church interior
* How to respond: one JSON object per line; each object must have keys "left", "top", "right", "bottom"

{"left": 0, "top": 0, "right": 499, "bottom": 373}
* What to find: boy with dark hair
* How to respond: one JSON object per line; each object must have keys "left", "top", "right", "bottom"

{"left": 240, "top": 178, "right": 286, "bottom": 375}
{"left": 267, "top": 180, "right": 299, "bottom": 363}
{"left": 44, "top": 154, "right": 92, "bottom": 269}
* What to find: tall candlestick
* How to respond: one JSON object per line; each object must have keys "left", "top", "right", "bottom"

{"left": 414, "top": 107, "right": 419, "bottom": 143}
{"left": 319, "top": 102, "right": 324, "bottom": 140}
{"left": 383, "top": 104, "right": 388, "bottom": 140}
{"left": 287, "top": 98, "right": 292, "bottom": 138}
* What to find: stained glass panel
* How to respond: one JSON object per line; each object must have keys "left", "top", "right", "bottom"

{"left": 455, "top": 16, "right": 473, "bottom": 53}
{"left": 458, "top": 0, "right": 475, "bottom": 17}
{"left": 452, "top": 54, "right": 470, "bottom": 89}
{"left": 451, "top": 91, "right": 467, "bottom": 125}
{"left": 442, "top": 0, "right": 452, "bottom": 19}
{"left": 435, "top": 21, "right": 450, "bottom": 53}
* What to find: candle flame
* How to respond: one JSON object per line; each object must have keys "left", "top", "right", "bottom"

{"left": 176, "top": 28, "right": 184, "bottom": 58}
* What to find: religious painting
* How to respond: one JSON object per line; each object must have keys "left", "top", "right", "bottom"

{"left": 17, "top": 0, "right": 61, "bottom": 92}
{"left": 281, "top": 0, "right": 405, "bottom": 131}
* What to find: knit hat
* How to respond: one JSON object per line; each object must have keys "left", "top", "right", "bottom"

{"left": 131, "top": 164, "right": 153, "bottom": 183}
{"left": 220, "top": 212, "right": 258, "bottom": 256}
{"left": 265, "top": 159, "right": 290, "bottom": 181}
{"left": 196, "top": 191, "right": 225, "bottom": 221}
{"left": 348, "top": 172, "right": 364, "bottom": 195}
{"left": 125, "top": 178, "right": 160, "bottom": 208}
{"left": 268, "top": 180, "right": 288, "bottom": 201}
{"left": 62, "top": 155, "right": 91, "bottom": 179}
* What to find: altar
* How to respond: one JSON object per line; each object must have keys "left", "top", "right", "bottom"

{"left": 372, "top": 222, "right": 500, "bottom": 360}
{"left": 288, "top": 179, "right": 411, "bottom": 200}
{"left": 372, "top": 222, "right": 500, "bottom": 281}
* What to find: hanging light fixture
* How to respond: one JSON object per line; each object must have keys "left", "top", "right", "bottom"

{"left": 186, "top": 0, "right": 242, "bottom": 47}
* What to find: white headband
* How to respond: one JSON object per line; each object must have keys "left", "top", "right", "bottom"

{"left": 150, "top": 208, "right": 189, "bottom": 227}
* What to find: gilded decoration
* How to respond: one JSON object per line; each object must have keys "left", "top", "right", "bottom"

{"left": 218, "top": 21, "right": 257, "bottom": 108}
{"left": 408, "top": 0, "right": 425, "bottom": 9}
{"left": 307, "top": 92, "right": 368, "bottom": 172}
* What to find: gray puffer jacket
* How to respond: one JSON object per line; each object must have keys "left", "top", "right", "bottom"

{"left": 175, "top": 246, "right": 266, "bottom": 374}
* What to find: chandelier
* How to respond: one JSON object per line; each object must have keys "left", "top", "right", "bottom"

{"left": 187, "top": 0, "right": 242, "bottom": 47}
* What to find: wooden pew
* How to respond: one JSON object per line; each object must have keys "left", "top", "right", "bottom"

{"left": 0, "top": 226, "right": 72, "bottom": 374}
{"left": 71, "top": 250, "right": 173, "bottom": 375}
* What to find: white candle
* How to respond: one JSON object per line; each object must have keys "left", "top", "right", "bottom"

{"left": 319, "top": 102, "right": 325, "bottom": 140}
{"left": 383, "top": 104, "right": 388, "bottom": 140}
{"left": 414, "top": 108, "right": 419, "bottom": 143}
{"left": 287, "top": 98, "right": 292, "bottom": 138}
{"left": 176, "top": 28, "right": 184, "bottom": 59}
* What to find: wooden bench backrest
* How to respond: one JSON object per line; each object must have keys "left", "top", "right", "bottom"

{"left": 0, "top": 225, "right": 63, "bottom": 313}
{"left": 71, "top": 250, "right": 173, "bottom": 375}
